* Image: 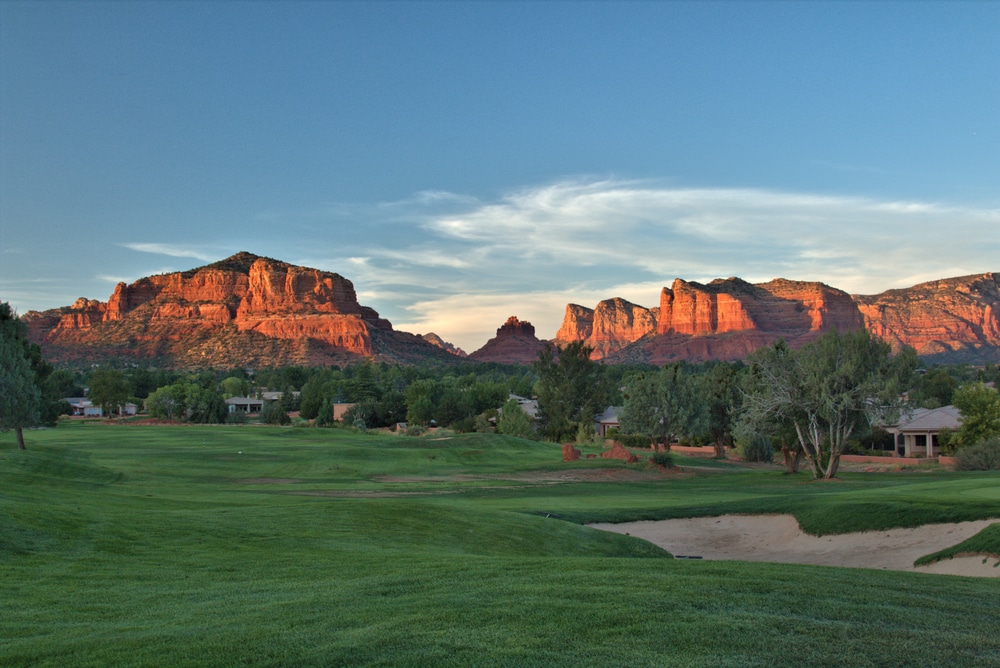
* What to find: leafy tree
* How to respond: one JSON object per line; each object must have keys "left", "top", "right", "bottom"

{"left": 298, "top": 381, "right": 324, "bottom": 420}
{"left": 699, "top": 362, "right": 743, "bottom": 458}
{"left": 912, "top": 367, "right": 958, "bottom": 408}
{"left": 260, "top": 401, "right": 291, "bottom": 425}
{"left": 534, "top": 342, "right": 611, "bottom": 442}
{"left": 315, "top": 399, "right": 335, "bottom": 427}
{"left": 87, "top": 369, "right": 131, "bottom": 417}
{"left": 619, "top": 364, "right": 707, "bottom": 449}
{"left": 220, "top": 376, "right": 251, "bottom": 399}
{"left": 740, "top": 330, "right": 916, "bottom": 479}
{"left": 1, "top": 302, "right": 61, "bottom": 425}
{"left": 498, "top": 397, "right": 535, "bottom": 439}
{"left": 952, "top": 382, "right": 1000, "bottom": 447}
{"left": 146, "top": 384, "right": 186, "bottom": 419}
{"left": 0, "top": 336, "right": 41, "bottom": 449}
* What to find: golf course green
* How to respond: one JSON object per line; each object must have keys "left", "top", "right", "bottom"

{"left": 3, "top": 422, "right": 999, "bottom": 667}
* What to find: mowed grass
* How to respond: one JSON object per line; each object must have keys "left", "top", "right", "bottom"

{"left": 2, "top": 423, "right": 999, "bottom": 667}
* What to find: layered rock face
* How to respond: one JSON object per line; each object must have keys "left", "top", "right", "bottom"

{"left": 468, "top": 316, "right": 548, "bottom": 364}
{"left": 853, "top": 273, "right": 1000, "bottom": 363}
{"left": 607, "top": 277, "right": 865, "bottom": 364}
{"left": 554, "top": 299, "right": 657, "bottom": 359}
{"left": 23, "top": 252, "right": 451, "bottom": 368}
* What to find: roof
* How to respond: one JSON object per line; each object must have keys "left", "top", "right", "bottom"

{"left": 893, "top": 405, "right": 962, "bottom": 432}
{"left": 596, "top": 406, "right": 620, "bottom": 424}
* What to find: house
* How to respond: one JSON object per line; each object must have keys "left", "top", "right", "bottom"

{"left": 595, "top": 406, "right": 620, "bottom": 438}
{"left": 886, "top": 406, "right": 962, "bottom": 457}
{"left": 226, "top": 397, "right": 264, "bottom": 414}
{"left": 64, "top": 398, "right": 137, "bottom": 417}
{"left": 508, "top": 394, "right": 539, "bottom": 419}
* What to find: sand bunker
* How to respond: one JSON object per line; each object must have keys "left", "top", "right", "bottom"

{"left": 589, "top": 514, "right": 1000, "bottom": 577}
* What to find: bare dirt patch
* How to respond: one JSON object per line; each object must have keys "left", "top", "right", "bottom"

{"left": 590, "top": 514, "right": 1000, "bottom": 577}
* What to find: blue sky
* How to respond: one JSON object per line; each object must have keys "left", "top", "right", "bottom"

{"left": 1, "top": 1, "right": 998, "bottom": 352}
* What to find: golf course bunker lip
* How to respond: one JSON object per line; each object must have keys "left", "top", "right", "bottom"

{"left": 589, "top": 514, "right": 1000, "bottom": 577}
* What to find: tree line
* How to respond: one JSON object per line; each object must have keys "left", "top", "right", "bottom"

{"left": 4, "top": 298, "right": 1000, "bottom": 475}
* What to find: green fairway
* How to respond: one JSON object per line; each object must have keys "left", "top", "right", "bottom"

{"left": 2, "top": 423, "right": 1000, "bottom": 667}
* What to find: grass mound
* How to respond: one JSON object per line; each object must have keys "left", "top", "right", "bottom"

{"left": 915, "top": 522, "right": 1000, "bottom": 566}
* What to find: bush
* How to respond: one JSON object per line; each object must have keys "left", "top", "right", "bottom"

{"left": 225, "top": 410, "right": 247, "bottom": 425}
{"left": 404, "top": 424, "right": 427, "bottom": 437}
{"left": 739, "top": 434, "right": 775, "bottom": 463}
{"left": 260, "top": 402, "right": 291, "bottom": 426}
{"left": 955, "top": 437, "right": 1000, "bottom": 471}
{"left": 614, "top": 433, "right": 652, "bottom": 449}
{"left": 650, "top": 452, "right": 674, "bottom": 469}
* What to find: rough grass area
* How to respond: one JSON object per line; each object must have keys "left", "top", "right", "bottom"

{"left": 2, "top": 423, "right": 1000, "bottom": 667}
{"left": 914, "top": 522, "right": 1000, "bottom": 566}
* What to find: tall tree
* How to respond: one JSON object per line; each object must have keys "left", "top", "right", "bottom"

{"left": 699, "top": 362, "right": 744, "bottom": 458}
{"left": 740, "top": 330, "right": 916, "bottom": 479}
{"left": 620, "top": 364, "right": 707, "bottom": 449}
{"left": 1, "top": 302, "right": 62, "bottom": 425}
{"left": 0, "top": 336, "right": 41, "bottom": 449}
{"left": 534, "top": 342, "right": 611, "bottom": 442}
{"left": 88, "top": 369, "right": 131, "bottom": 417}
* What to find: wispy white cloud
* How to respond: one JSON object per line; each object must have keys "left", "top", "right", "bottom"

{"left": 118, "top": 243, "right": 221, "bottom": 262}
{"left": 343, "top": 178, "right": 999, "bottom": 350}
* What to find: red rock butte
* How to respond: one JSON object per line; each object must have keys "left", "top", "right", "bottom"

{"left": 468, "top": 316, "right": 548, "bottom": 364}
{"left": 23, "top": 252, "right": 459, "bottom": 368}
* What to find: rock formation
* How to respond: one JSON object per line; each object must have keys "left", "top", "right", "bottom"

{"left": 554, "top": 298, "right": 657, "bottom": 359}
{"left": 468, "top": 316, "right": 548, "bottom": 364}
{"left": 853, "top": 273, "right": 1000, "bottom": 363}
{"left": 23, "top": 252, "right": 455, "bottom": 368}
{"left": 419, "top": 332, "right": 467, "bottom": 357}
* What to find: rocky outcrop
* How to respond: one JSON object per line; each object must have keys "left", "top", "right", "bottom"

{"left": 607, "top": 277, "right": 865, "bottom": 364}
{"left": 555, "top": 299, "right": 656, "bottom": 359}
{"left": 853, "top": 273, "right": 1000, "bottom": 363}
{"left": 23, "top": 252, "right": 454, "bottom": 368}
{"left": 468, "top": 316, "right": 548, "bottom": 364}
{"left": 419, "top": 332, "right": 467, "bottom": 357}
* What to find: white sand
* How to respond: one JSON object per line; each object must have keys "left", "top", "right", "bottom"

{"left": 589, "top": 514, "right": 1000, "bottom": 577}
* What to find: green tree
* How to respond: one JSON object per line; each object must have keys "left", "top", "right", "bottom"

{"left": 952, "top": 382, "right": 1000, "bottom": 447}
{"left": 88, "top": 369, "right": 131, "bottom": 417}
{"left": 0, "top": 336, "right": 41, "bottom": 449}
{"left": 740, "top": 330, "right": 916, "bottom": 479}
{"left": 534, "top": 342, "right": 611, "bottom": 442}
{"left": 620, "top": 364, "right": 707, "bottom": 449}
{"left": 699, "top": 362, "right": 743, "bottom": 458}
{"left": 1, "top": 302, "right": 61, "bottom": 425}
{"left": 498, "top": 397, "right": 535, "bottom": 439}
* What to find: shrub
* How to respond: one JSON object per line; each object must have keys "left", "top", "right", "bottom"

{"left": 955, "top": 437, "right": 1000, "bottom": 471}
{"left": 225, "top": 410, "right": 247, "bottom": 425}
{"left": 650, "top": 452, "right": 674, "bottom": 469}
{"left": 614, "top": 433, "right": 652, "bottom": 449}
{"left": 739, "top": 434, "right": 775, "bottom": 463}
{"left": 404, "top": 424, "right": 427, "bottom": 437}
{"left": 260, "top": 402, "right": 291, "bottom": 426}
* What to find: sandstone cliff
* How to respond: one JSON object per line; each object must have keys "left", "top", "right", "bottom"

{"left": 853, "top": 273, "right": 1000, "bottom": 363}
{"left": 468, "top": 316, "right": 548, "bottom": 364}
{"left": 23, "top": 252, "right": 453, "bottom": 368}
{"left": 638, "top": 277, "right": 864, "bottom": 363}
{"left": 554, "top": 299, "right": 657, "bottom": 359}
